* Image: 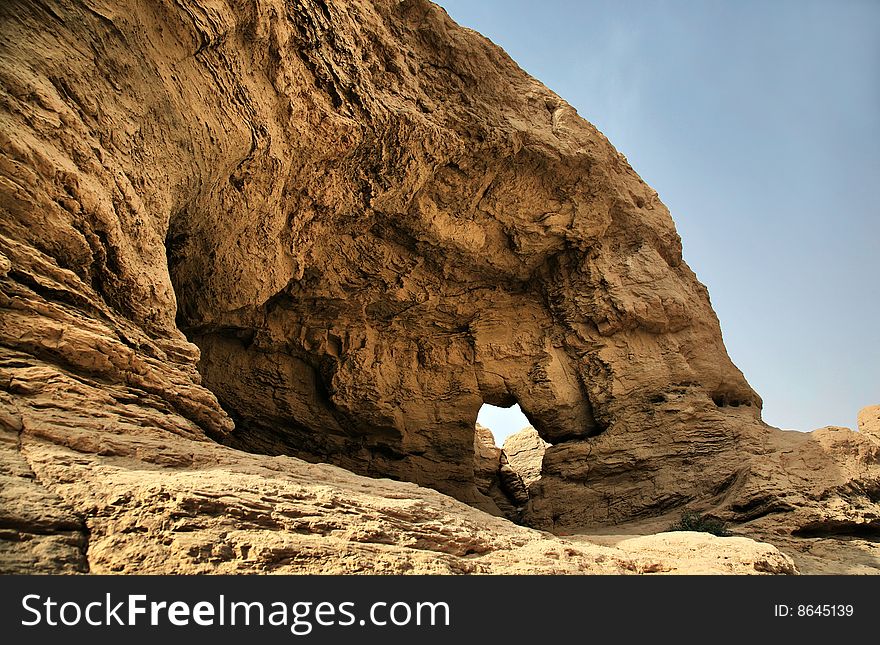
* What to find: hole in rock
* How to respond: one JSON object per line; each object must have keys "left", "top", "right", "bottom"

{"left": 473, "top": 402, "right": 541, "bottom": 519}
{"left": 477, "top": 403, "right": 532, "bottom": 448}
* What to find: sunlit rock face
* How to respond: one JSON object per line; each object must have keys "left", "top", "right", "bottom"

{"left": 3, "top": 0, "right": 879, "bottom": 577}
{"left": 173, "top": 0, "right": 762, "bottom": 515}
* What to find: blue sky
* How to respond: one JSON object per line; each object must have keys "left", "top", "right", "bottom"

{"left": 439, "top": 0, "right": 879, "bottom": 441}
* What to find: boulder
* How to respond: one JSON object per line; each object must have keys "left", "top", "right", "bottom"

{"left": 503, "top": 427, "right": 549, "bottom": 488}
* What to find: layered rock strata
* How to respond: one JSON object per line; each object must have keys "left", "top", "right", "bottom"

{"left": 0, "top": 0, "right": 878, "bottom": 574}
{"left": 1, "top": 0, "right": 756, "bottom": 513}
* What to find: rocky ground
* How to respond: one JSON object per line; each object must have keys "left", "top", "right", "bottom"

{"left": 2, "top": 405, "right": 796, "bottom": 574}
{"left": 1, "top": 0, "right": 877, "bottom": 574}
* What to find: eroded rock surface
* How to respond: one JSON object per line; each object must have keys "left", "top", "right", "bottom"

{"left": 472, "top": 424, "right": 528, "bottom": 516}
{"left": 3, "top": 403, "right": 797, "bottom": 574}
{"left": 0, "top": 0, "right": 878, "bottom": 574}
{"left": 503, "top": 427, "right": 548, "bottom": 488}
{"left": 859, "top": 406, "right": 880, "bottom": 438}
{"left": 0, "top": 0, "right": 759, "bottom": 512}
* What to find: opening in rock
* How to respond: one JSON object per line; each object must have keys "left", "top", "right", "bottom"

{"left": 473, "top": 402, "right": 551, "bottom": 520}
{"left": 477, "top": 403, "right": 532, "bottom": 448}
{"left": 472, "top": 402, "right": 533, "bottom": 518}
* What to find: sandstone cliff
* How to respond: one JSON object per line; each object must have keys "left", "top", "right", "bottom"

{"left": 0, "top": 0, "right": 877, "bottom": 574}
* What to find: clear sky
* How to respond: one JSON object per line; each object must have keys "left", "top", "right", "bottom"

{"left": 440, "top": 0, "right": 879, "bottom": 438}
{"left": 477, "top": 404, "right": 530, "bottom": 447}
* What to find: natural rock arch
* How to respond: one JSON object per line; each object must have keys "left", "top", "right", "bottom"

{"left": 2, "top": 0, "right": 756, "bottom": 515}
{"left": 13, "top": 0, "right": 871, "bottom": 542}
{"left": 141, "top": 0, "right": 758, "bottom": 517}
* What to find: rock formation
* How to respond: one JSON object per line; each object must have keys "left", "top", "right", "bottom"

{"left": 3, "top": 415, "right": 797, "bottom": 573}
{"left": 503, "top": 427, "right": 548, "bottom": 488}
{"left": 0, "top": 0, "right": 878, "bottom": 574}
{"left": 472, "top": 423, "right": 528, "bottom": 516}
{"left": 859, "top": 406, "right": 880, "bottom": 437}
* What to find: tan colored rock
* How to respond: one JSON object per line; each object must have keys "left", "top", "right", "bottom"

{"left": 472, "top": 423, "right": 528, "bottom": 515}
{"left": 858, "top": 405, "right": 880, "bottom": 438}
{"left": 0, "top": 0, "right": 760, "bottom": 516}
{"left": 503, "top": 427, "right": 549, "bottom": 487}
{"left": 498, "top": 457, "right": 530, "bottom": 508}
{"left": 473, "top": 424, "right": 502, "bottom": 496}
{"left": 717, "top": 420, "right": 880, "bottom": 574}
{"left": 524, "top": 404, "right": 880, "bottom": 547}
{"left": 0, "top": 346, "right": 796, "bottom": 574}
{"left": 570, "top": 532, "right": 797, "bottom": 575}
{"left": 0, "top": 398, "right": 87, "bottom": 573}
{"left": 538, "top": 415, "right": 880, "bottom": 574}
{"left": 8, "top": 399, "right": 796, "bottom": 574}
{"left": 0, "top": 0, "right": 878, "bottom": 575}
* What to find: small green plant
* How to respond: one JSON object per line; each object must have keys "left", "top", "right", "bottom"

{"left": 669, "top": 510, "right": 731, "bottom": 537}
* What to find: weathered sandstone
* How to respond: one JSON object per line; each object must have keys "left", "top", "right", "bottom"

{"left": 0, "top": 0, "right": 878, "bottom": 574}
{"left": 0, "top": 0, "right": 759, "bottom": 512}
{"left": 2, "top": 405, "right": 796, "bottom": 574}
{"left": 503, "top": 427, "right": 548, "bottom": 488}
